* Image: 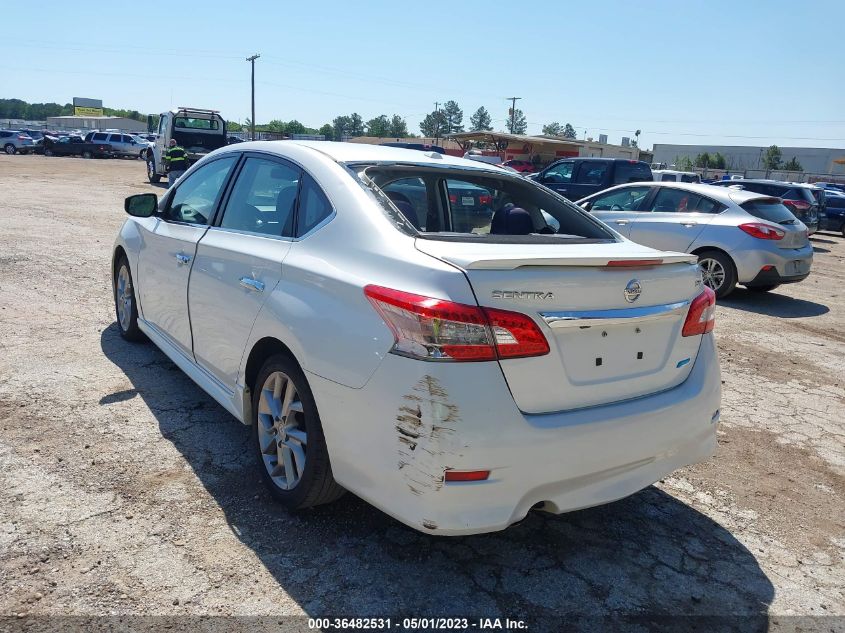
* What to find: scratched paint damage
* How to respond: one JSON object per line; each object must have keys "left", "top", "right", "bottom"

{"left": 395, "top": 375, "right": 463, "bottom": 498}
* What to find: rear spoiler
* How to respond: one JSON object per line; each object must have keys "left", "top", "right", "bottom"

{"left": 465, "top": 253, "right": 696, "bottom": 270}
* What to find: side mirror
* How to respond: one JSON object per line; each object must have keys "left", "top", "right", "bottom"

{"left": 125, "top": 193, "right": 158, "bottom": 217}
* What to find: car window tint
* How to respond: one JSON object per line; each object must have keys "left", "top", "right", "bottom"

{"left": 381, "top": 177, "right": 431, "bottom": 230}
{"left": 648, "top": 189, "right": 705, "bottom": 213}
{"left": 741, "top": 200, "right": 797, "bottom": 224}
{"left": 613, "top": 162, "right": 652, "bottom": 184}
{"left": 220, "top": 157, "right": 299, "bottom": 237}
{"left": 93, "top": 133, "right": 107, "bottom": 141}
{"left": 590, "top": 186, "right": 651, "bottom": 211}
{"left": 694, "top": 196, "right": 722, "bottom": 213}
{"left": 543, "top": 161, "right": 574, "bottom": 183}
{"left": 297, "top": 174, "right": 333, "bottom": 236}
{"left": 577, "top": 162, "right": 608, "bottom": 185}
{"left": 165, "top": 156, "right": 237, "bottom": 225}
{"left": 660, "top": 174, "right": 677, "bottom": 181}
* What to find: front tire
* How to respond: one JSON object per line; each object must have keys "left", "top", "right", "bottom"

{"left": 82, "top": 150, "right": 93, "bottom": 159}
{"left": 147, "top": 157, "right": 161, "bottom": 183}
{"left": 252, "top": 354, "right": 344, "bottom": 510}
{"left": 4, "top": 143, "right": 16, "bottom": 155}
{"left": 114, "top": 257, "right": 145, "bottom": 342}
{"left": 697, "top": 250, "right": 737, "bottom": 299}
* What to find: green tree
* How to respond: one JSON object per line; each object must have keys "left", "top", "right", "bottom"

{"left": 349, "top": 113, "right": 365, "bottom": 137}
{"left": 420, "top": 110, "right": 447, "bottom": 137}
{"left": 762, "top": 145, "right": 783, "bottom": 170}
{"left": 332, "top": 115, "right": 352, "bottom": 140}
{"left": 285, "top": 120, "right": 306, "bottom": 135}
{"left": 227, "top": 121, "right": 243, "bottom": 131}
{"left": 542, "top": 122, "right": 562, "bottom": 136}
{"left": 388, "top": 114, "right": 408, "bottom": 137}
{"left": 507, "top": 109, "right": 527, "bottom": 134}
{"left": 441, "top": 100, "right": 464, "bottom": 134}
{"left": 784, "top": 157, "right": 803, "bottom": 171}
{"left": 265, "top": 119, "right": 287, "bottom": 133}
{"left": 711, "top": 152, "right": 727, "bottom": 169}
{"left": 366, "top": 114, "right": 390, "bottom": 137}
{"left": 675, "top": 156, "right": 695, "bottom": 171}
{"left": 318, "top": 123, "right": 334, "bottom": 140}
{"left": 562, "top": 123, "right": 577, "bottom": 139}
{"left": 695, "top": 152, "right": 712, "bottom": 168}
{"left": 469, "top": 106, "right": 493, "bottom": 131}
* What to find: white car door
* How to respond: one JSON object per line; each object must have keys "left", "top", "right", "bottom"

{"left": 189, "top": 156, "right": 312, "bottom": 388}
{"left": 136, "top": 155, "right": 238, "bottom": 356}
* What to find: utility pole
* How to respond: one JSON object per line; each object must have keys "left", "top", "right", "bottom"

{"left": 506, "top": 96, "right": 521, "bottom": 134}
{"left": 434, "top": 101, "right": 440, "bottom": 142}
{"left": 246, "top": 53, "right": 260, "bottom": 141}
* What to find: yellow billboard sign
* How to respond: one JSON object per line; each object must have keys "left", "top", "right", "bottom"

{"left": 74, "top": 106, "right": 104, "bottom": 117}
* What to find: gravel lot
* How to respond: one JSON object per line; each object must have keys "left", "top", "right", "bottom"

{"left": 1, "top": 156, "right": 843, "bottom": 630}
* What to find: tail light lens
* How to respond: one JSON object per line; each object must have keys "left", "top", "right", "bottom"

{"left": 682, "top": 287, "right": 716, "bottom": 337}
{"left": 738, "top": 223, "right": 785, "bottom": 240}
{"left": 448, "top": 194, "right": 458, "bottom": 204}
{"left": 784, "top": 199, "right": 810, "bottom": 211}
{"left": 364, "top": 285, "right": 549, "bottom": 362}
{"left": 479, "top": 194, "right": 492, "bottom": 205}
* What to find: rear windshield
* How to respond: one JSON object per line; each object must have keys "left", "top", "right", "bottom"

{"left": 174, "top": 117, "right": 220, "bottom": 130}
{"left": 741, "top": 199, "right": 798, "bottom": 224}
{"left": 354, "top": 165, "right": 615, "bottom": 243}
{"left": 613, "top": 161, "right": 653, "bottom": 184}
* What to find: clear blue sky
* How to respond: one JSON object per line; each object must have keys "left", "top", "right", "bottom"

{"left": 2, "top": 0, "right": 844, "bottom": 149}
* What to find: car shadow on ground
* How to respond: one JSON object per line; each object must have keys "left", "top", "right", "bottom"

{"left": 720, "top": 288, "right": 829, "bottom": 318}
{"left": 100, "top": 324, "right": 774, "bottom": 628}
{"left": 810, "top": 235, "right": 839, "bottom": 244}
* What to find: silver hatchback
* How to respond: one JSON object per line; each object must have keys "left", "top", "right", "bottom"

{"left": 578, "top": 182, "right": 813, "bottom": 298}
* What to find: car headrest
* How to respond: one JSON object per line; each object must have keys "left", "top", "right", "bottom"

{"left": 491, "top": 206, "right": 533, "bottom": 235}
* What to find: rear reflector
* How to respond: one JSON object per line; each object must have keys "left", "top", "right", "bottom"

{"left": 605, "top": 259, "right": 664, "bottom": 267}
{"left": 364, "top": 285, "right": 549, "bottom": 362}
{"left": 444, "top": 470, "right": 490, "bottom": 482}
{"left": 682, "top": 287, "right": 716, "bottom": 337}
{"left": 738, "top": 223, "right": 785, "bottom": 240}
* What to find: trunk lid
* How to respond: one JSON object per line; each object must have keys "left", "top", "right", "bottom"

{"left": 416, "top": 239, "right": 705, "bottom": 414}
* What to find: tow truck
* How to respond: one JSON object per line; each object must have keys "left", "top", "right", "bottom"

{"left": 145, "top": 107, "right": 227, "bottom": 183}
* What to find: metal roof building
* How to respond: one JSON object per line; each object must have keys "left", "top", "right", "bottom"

{"left": 45, "top": 115, "right": 147, "bottom": 132}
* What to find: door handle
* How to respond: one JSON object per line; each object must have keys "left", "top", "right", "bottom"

{"left": 175, "top": 253, "right": 192, "bottom": 265}
{"left": 615, "top": 219, "right": 629, "bottom": 225}
{"left": 239, "top": 277, "right": 265, "bottom": 293}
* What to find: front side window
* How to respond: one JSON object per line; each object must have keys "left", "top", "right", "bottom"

{"left": 359, "top": 166, "right": 614, "bottom": 243}
{"left": 590, "top": 186, "right": 651, "bottom": 211}
{"left": 164, "top": 156, "right": 237, "bottom": 225}
{"left": 93, "top": 133, "right": 107, "bottom": 141}
{"left": 219, "top": 157, "right": 299, "bottom": 236}
{"left": 542, "top": 161, "right": 574, "bottom": 183}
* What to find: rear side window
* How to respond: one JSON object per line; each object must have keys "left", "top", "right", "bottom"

{"left": 542, "top": 161, "right": 574, "bottom": 183}
{"left": 614, "top": 162, "right": 652, "bottom": 184}
{"left": 296, "top": 174, "right": 333, "bottom": 236}
{"left": 681, "top": 174, "right": 701, "bottom": 183}
{"left": 740, "top": 199, "right": 797, "bottom": 224}
{"left": 93, "top": 133, "right": 107, "bottom": 141}
{"left": 360, "top": 166, "right": 614, "bottom": 243}
{"left": 220, "top": 157, "right": 299, "bottom": 237}
{"left": 0, "top": 132, "right": 10, "bottom": 138}
{"left": 659, "top": 173, "right": 677, "bottom": 182}
{"left": 648, "top": 189, "right": 716, "bottom": 213}
{"left": 577, "top": 162, "right": 608, "bottom": 185}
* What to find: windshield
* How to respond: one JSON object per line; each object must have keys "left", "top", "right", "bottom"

{"left": 174, "top": 117, "right": 220, "bottom": 130}
{"left": 354, "top": 165, "right": 615, "bottom": 243}
{"left": 741, "top": 199, "right": 799, "bottom": 224}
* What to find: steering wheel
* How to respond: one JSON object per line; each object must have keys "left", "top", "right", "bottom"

{"left": 610, "top": 204, "right": 623, "bottom": 211}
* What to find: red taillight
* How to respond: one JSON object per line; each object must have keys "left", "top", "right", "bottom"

{"left": 605, "top": 259, "right": 664, "bottom": 267}
{"left": 682, "top": 287, "right": 716, "bottom": 337}
{"left": 448, "top": 194, "right": 458, "bottom": 204}
{"left": 738, "top": 223, "right": 785, "bottom": 240}
{"left": 364, "top": 285, "right": 549, "bottom": 362}
{"left": 17, "top": 135, "right": 27, "bottom": 140}
{"left": 479, "top": 194, "right": 492, "bottom": 205}
{"left": 783, "top": 199, "right": 810, "bottom": 211}
{"left": 445, "top": 469, "right": 490, "bottom": 482}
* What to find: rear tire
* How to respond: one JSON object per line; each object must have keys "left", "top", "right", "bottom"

{"left": 745, "top": 284, "right": 780, "bottom": 292}
{"left": 147, "top": 157, "right": 161, "bottom": 183}
{"left": 252, "top": 354, "right": 345, "bottom": 510}
{"left": 82, "top": 150, "right": 93, "bottom": 159}
{"left": 697, "top": 250, "right": 737, "bottom": 299}
{"left": 4, "top": 143, "right": 16, "bottom": 155}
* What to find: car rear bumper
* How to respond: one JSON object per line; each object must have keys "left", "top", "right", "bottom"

{"left": 310, "top": 333, "right": 721, "bottom": 535}
{"left": 733, "top": 241, "right": 813, "bottom": 285}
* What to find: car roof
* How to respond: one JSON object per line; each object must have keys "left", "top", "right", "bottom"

{"left": 221, "top": 140, "right": 508, "bottom": 171}
{"left": 583, "top": 180, "right": 771, "bottom": 205}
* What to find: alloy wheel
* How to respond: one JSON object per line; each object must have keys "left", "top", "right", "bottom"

{"left": 4, "top": 144, "right": 15, "bottom": 155}
{"left": 257, "top": 371, "right": 307, "bottom": 490}
{"left": 699, "top": 257, "right": 725, "bottom": 292}
{"left": 147, "top": 159, "right": 155, "bottom": 179}
{"left": 116, "top": 265, "right": 133, "bottom": 332}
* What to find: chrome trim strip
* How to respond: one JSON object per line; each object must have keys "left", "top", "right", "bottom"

{"left": 540, "top": 300, "right": 690, "bottom": 329}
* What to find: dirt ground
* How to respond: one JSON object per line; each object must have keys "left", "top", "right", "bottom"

{"left": 1, "top": 155, "right": 843, "bottom": 630}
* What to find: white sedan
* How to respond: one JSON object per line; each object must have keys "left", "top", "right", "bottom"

{"left": 113, "top": 141, "right": 721, "bottom": 535}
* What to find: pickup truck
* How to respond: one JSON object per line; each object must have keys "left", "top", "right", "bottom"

{"left": 530, "top": 157, "right": 653, "bottom": 200}
{"left": 43, "top": 135, "right": 114, "bottom": 158}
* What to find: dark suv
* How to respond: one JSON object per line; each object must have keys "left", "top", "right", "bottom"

{"left": 711, "top": 180, "right": 819, "bottom": 234}
{"left": 530, "top": 158, "right": 653, "bottom": 200}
